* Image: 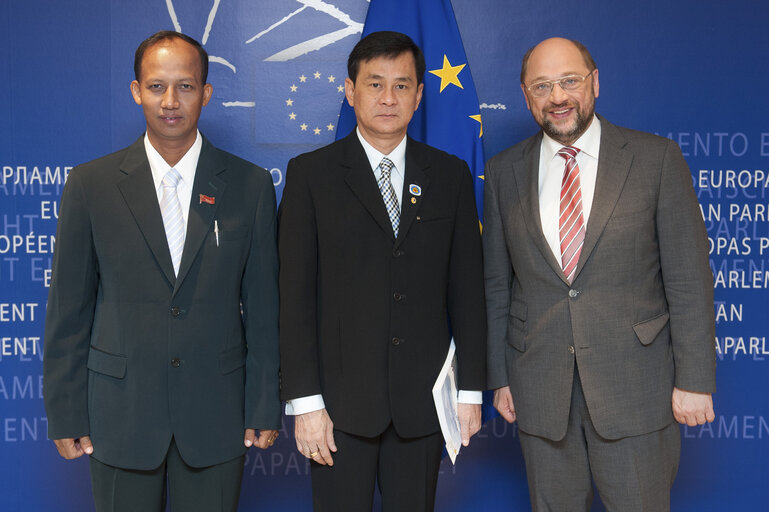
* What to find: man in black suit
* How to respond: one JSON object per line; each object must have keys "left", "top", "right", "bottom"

{"left": 278, "top": 31, "right": 487, "bottom": 511}
{"left": 43, "top": 31, "right": 280, "bottom": 512}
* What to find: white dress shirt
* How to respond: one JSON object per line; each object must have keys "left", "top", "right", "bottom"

{"left": 286, "top": 130, "right": 481, "bottom": 416}
{"left": 538, "top": 115, "right": 601, "bottom": 264}
{"left": 145, "top": 131, "right": 203, "bottom": 231}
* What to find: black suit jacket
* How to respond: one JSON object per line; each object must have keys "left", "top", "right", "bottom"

{"left": 43, "top": 136, "right": 281, "bottom": 470}
{"left": 278, "top": 132, "right": 486, "bottom": 439}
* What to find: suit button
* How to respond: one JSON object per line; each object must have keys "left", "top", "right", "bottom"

{"left": 568, "top": 346, "right": 575, "bottom": 354}
{"left": 170, "top": 307, "right": 181, "bottom": 317}
{"left": 393, "top": 292, "right": 404, "bottom": 301}
{"left": 171, "top": 358, "right": 181, "bottom": 368}
{"left": 568, "top": 289, "right": 579, "bottom": 298}
{"left": 392, "top": 249, "right": 403, "bottom": 257}
{"left": 391, "top": 337, "right": 401, "bottom": 346}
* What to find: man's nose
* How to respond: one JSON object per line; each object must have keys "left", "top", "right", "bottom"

{"left": 161, "top": 88, "right": 179, "bottom": 109}
{"left": 380, "top": 87, "right": 396, "bottom": 105}
{"left": 549, "top": 82, "right": 570, "bottom": 103}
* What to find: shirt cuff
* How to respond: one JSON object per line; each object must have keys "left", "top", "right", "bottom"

{"left": 285, "top": 394, "right": 325, "bottom": 415}
{"left": 457, "top": 390, "right": 483, "bottom": 404}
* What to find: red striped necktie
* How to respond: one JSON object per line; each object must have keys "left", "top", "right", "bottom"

{"left": 557, "top": 146, "right": 585, "bottom": 283}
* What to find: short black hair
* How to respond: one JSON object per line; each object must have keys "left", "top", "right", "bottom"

{"left": 347, "top": 31, "right": 426, "bottom": 85}
{"left": 134, "top": 30, "right": 209, "bottom": 83}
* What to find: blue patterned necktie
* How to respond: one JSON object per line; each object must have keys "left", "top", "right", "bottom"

{"left": 160, "top": 168, "right": 185, "bottom": 276}
{"left": 377, "top": 157, "right": 400, "bottom": 237}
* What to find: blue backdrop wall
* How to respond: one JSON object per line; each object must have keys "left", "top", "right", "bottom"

{"left": 1, "top": 0, "right": 767, "bottom": 510}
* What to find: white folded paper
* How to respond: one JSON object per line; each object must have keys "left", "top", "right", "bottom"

{"left": 432, "top": 338, "right": 462, "bottom": 464}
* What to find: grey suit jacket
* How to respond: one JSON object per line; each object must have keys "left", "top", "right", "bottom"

{"left": 43, "top": 136, "right": 281, "bottom": 469}
{"left": 484, "top": 116, "right": 716, "bottom": 441}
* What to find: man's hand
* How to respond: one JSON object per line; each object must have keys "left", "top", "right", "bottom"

{"left": 53, "top": 436, "right": 93, "bottom": 459}
{"left": 672, "top": 387, "right": 715, "bottom": 426}
{"left": 457, "top": 403, "right": 481, "bottom": 447}
{"left": 295, "top": 408, "right": 336, "bottom": 466}
{"left": 244, "top": 429, "right": 279, "bottom": 449}
{"left": 494, "top": 386, "right": 517, "bottom": 423}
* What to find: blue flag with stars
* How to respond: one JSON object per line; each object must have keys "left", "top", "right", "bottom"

{"left": 335, "top": 0, "right": 486, "bottom": 221}
{"left": 335, "top": 0, "right": 496, "bottom": 422}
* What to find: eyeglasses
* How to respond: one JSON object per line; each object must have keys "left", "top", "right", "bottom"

{"left": 525, "top": 71, "right": 594, "bottom": 98}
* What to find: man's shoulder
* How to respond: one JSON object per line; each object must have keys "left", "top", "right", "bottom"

{"left": 488, "top": 131, "right": 541, "bottom": 167}
{"left": 599, "top": 116, "right": 674, "bottom": 151}
{"left": 407, "top": 137, "right": 467, "bottom": 170}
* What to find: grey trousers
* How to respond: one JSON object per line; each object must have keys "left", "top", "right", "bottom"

{"left": 518, "top": 366, "right": 680, "bottom": 512}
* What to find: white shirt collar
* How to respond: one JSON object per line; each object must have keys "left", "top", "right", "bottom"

{"left": 144, "top": 131, "right": 203, "bottom": 192}
{"left": 542, "top": 114, "right": 601, "bottom": 162}
{"left": 356, "top": 128, "right": 407, "bottom": 179}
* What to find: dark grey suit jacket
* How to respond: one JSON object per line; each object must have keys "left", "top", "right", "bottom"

{"left": 43, "top": 136, "right": 281, "bottom": 469}
{"left": 484, "top": 116, "right": 716, "bottom": 441}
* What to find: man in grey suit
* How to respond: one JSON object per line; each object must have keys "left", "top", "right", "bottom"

{"left": 484, "top": 37, "right": 716, "bottom": 511}
{"left": 43, "top": 31, "right": 280, "bottom": 511}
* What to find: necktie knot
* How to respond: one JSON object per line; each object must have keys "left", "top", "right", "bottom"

{"left": 557, "top": 146, "right": 580, "bottom": 162}
{"left": 163, "top": 168, "right": 182, "bottom": 188}
{"left": 379, "top": 157, "right": 395, "bottom": 179}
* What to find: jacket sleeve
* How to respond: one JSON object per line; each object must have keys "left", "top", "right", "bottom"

{"left": 242, "top": 168, "right": 282, "bottom": 429}
{"left": 656, "top": 140, "right": 717, "bottom": 392}
{"left": 43, "top": 168, "right": 98, "bottom": 439}
{"left": 278, "top": 157, "right": 322, "bottom": 401}
{"left": 448, "top": 160, "right": 487, "bottom": 391}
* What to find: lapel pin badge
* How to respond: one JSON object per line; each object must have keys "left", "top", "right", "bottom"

{"left": 199, "top": 194, "right": 215, "bottom": 205}
{"left": 409, "top": 184, "right": 421, "bottom": 196}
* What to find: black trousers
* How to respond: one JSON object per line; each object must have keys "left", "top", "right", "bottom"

{"left": 311, "top": 423, "right": 444, "bottom": 511}
{"left": 89, "top": 438, "right": 245, "bottom": 512}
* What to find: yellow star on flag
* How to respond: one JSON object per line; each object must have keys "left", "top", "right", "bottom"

{"left": 285, "top": 99, "right": 293, "bottom": 106}
{"left": 314, "top": 127, "right": 321, "bottom": 135}
{"left": 289, "top": 112, "right": 296, "bottom": 120}
{"left": 429, "top": 55, "right": 465, "bottom": 93}
{"left": 328, "top": 75, "right": 336, "bottom": 83}
{"left": 314, "top": 71, "right": 321, "bottom": 79}
{"left": 300, "top": 123, "right": 308, "bottom": 131}
{"left": 290, "top": 84, "right": 298, "bottom": 92}
{"left": 469, "top": 114, "right": 483, "bottom": 138}
{"left": 327, "top": 123, "right": 335, "bottom": 131}
{"left": 299, "top": 75, "right": 307, "bottom": 82}
{"left": 337, "top": 85, "right": 344, "bottom": 93}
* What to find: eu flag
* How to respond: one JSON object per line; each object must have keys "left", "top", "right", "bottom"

{"left": 335, "top": 0, "right": 486, "bottom": 220}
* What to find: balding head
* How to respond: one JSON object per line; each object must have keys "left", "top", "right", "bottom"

{"left": 520, "top": 38, "right": 596, "bottom": 85}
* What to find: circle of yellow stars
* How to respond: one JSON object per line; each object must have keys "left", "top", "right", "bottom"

{"left": 285, "top": 71, "right": 345, "bottom": 135}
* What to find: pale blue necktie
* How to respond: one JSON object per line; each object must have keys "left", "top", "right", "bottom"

{"left": 160, "top": 168, "right": 185, "bottom": 276}
{"left": 377, "top": 157, "right": 400, "bottom": 237}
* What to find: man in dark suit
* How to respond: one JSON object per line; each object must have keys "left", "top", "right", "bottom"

{"left": 43, "top": 31, "right": 280, "bottom": 512}
{"left": 484, "top": 37, "right": 716, "bottom": 511}
{"left": 278, "top": 31, "right": 486, "bottom": 511}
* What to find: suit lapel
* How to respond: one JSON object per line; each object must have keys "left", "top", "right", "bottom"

{"left": 174, "top": 137, "right": 226, "bottom": 295}
{"left": 117, "top": 137, "right": 177, "bottom": 287}
{"left": 513, "top": 134, "right": 566, "bottom": 282}
{"left": 342, "top": 133, "right": 397, "bottom": 239}
{"left": 573, "top": 118, "right": 633, "bottom": 279}
{"left": 395, "top": 138, "right": 430, "bottom": 248}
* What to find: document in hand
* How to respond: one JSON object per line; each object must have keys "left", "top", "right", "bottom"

{"left": 432, "top": 339, "right": 462, "bottom": 464}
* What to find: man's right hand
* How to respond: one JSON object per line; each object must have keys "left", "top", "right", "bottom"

{"left": 494, "top": 386, "right": 517, "bottom": 423}
{"left": 295, "top": 408, "right": 336, "bottom": 466}
{"left": 53, "top": 436, "right": 93, "bottom": 459}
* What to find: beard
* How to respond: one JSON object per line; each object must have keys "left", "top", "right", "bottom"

{"left": 540, "top": 99, "right": 595, "bottom": 145}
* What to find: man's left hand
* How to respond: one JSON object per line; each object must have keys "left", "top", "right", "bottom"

{"left": 244, "top": 429, "right": 279, "bottom": 449}
{"left": 672, "top": 387, "right": 715, "bottom": 426}
{"left": 457, "top": 403, "right": 482, "bottom": 447}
